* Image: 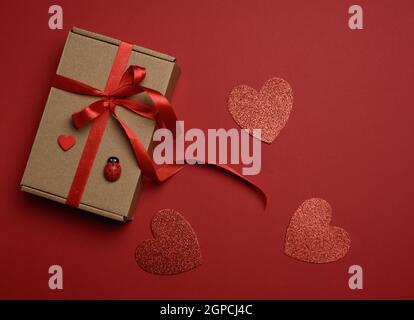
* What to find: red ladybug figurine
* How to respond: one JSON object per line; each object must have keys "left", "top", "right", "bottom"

{"left": 104, "top": 157, "right": 122, "bottom": 182}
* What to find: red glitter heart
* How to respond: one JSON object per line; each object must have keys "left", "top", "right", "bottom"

{"left": 284, "top": 198, "right": 351, "bottom": 263}
{"left": 57, "top": 134, "right": 76, "bottom": 151}
{"left": 228, "top": 78, "right": 293, "bottom": 143}
{"left": 135, "top": 209, "right": 202, "bottom": 275}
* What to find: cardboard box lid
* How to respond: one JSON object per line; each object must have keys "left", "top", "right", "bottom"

{"left": 72, "top": 27, "right": 177, "bottom": 63}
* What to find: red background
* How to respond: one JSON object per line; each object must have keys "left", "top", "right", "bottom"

{"left": 1, "top": 0, "right": 413, "bottom": 299}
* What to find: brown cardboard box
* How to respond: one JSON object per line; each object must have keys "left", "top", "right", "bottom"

{"left": 21, "top": 27, "right": 180, "bottom": 221}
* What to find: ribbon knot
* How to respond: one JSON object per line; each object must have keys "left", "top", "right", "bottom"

{"left": 103, "top": 98, "right": 116, "bottom": 111}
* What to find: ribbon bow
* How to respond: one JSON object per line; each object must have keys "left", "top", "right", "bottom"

{"left": 53, "top": 65, "right": 183, "bottom": 182}
{"left": 54, "top": 66, "right": 177, "bottom": 135}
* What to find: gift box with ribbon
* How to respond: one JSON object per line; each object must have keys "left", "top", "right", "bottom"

{"left": 21, "top": 27, "right": 180, "bottom": 221}
{"left": 21, "top": 27, "right": 266, "bottom": 222}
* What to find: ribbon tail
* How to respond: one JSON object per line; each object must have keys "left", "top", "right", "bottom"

{"left": 112, "top": 113, "right": 267, "bottom": 207}
{"left": 156, "top": 161, "right": 267, "bottom": 207}
{"left": 112, "top": 112, "right": 182, "bottom": 180}
{"left": 202, "top": 163, "right": 267, "bottom": 207}
{"left": 144, "top": 88, "right": 178, "bottom": 135}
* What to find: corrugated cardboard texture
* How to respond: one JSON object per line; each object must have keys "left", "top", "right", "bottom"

{"left": 21, "top": 27, "right": 179, "bottom": 221}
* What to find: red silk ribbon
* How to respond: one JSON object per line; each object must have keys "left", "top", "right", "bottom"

{"left": 52, "top": 41, "right": 266, "bottom": 208}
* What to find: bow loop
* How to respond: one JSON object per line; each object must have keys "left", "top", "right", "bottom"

{"left": 72, "top": 99, "right": 107, "bottom": 129}
{"left": 109, "top": 66, "right": 146, "bottom": 98}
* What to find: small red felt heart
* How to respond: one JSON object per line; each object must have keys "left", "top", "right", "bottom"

{"left": 284, "top": 198, "right": 351, "bottom": 263}
{"left": 57, "top": 135, "right": 76, "bottom": 151}
{"left": 228, "top": 78, "right": 293, "bottom": 143}
{"left": 135, "top": 209, "right": 202, "bottom": 275}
